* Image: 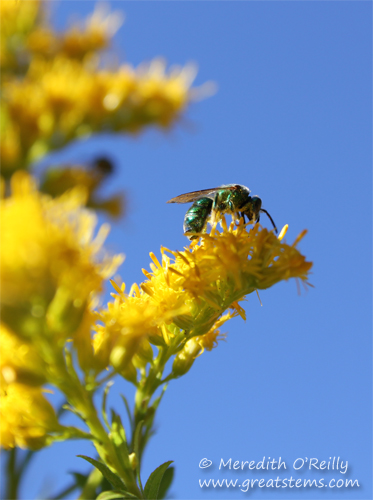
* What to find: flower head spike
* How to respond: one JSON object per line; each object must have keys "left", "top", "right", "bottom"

{"left": 96, "top": 223, "right": 311, "bottom": 381}
{"left": 139, "top": 222, "right": 311, "bottom": 338}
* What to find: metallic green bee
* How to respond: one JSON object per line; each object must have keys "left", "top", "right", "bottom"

{"left": 167, "top": 184, "right": 277, "bottom": 239}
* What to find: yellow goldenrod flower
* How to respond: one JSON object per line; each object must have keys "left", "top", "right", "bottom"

{"left": 1, "top": 1, "right": 211, "bottom": 171}
{"left": 0, "top": 171, "right": 124, "bottom": 342}
{"left": 2, "top": 55, "right": 204, "bottom": 166}
{"left": 59, "top": 4, "right": 123, "bottom": 59}
{"left": 0, "top": 381, "right": 61, "bottom": 450}
{"left": 162, "top": 221, "right": 311, "bottom": 306}
{"left": 25, "top": 27, "right": 58, "bottom": 59}
{"left": 0, "top": 323, "right": 46, "bottom": 386}
{"left": 26, "top": 4, "right": 122, "bottom": 60}
{"left": 0, "top": 104, "right": 21, "bottom": 174}
{"left": 0, "top": 0, "right": 40, "bottom": 73}
{"left": 172, "top": 338, "right": 202, "bottom": 377}
{"left": 172, "top": 311, "right": 230, "bottom": 376}
{"left": 1, "top": 1, "right": 120, "bottom": 73}
{"left": 95, "top": 222, "right": 311, "bottom": 380}
{"left": 136, "top": 221, "right": 311, "bottom": 339}
{"left": 40, "top": 164, "right": 124, "bottom": 218}
{"left": 93, "top": 294, "right": 165, "bottom": 375}
{"left": 195, "top": 311, "right": 231, "bottom": 351}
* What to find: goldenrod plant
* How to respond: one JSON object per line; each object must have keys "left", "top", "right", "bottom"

{"left": 0, "top": 2, "right": 312, "bottom": 499}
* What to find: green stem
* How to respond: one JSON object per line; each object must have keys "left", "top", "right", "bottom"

{"left": 5, "top": 449, "right": 34, "bottom": 500}
{"left": 78, "top": 467, "right": 105, "bottom": 500}
{"left": 68, "top": 379, "right": 141, "bottom": 497}
{"left": 6, "top": 448, "right": 18, "bottom": 500}
{"left": 47, "top": 344, "right": 141, "bottom": 498}
{"left": 52, "top": 481, "right": 80, "bottom": 500}
{"left": 131, "top": 345, "right": 175, "bottom": 462}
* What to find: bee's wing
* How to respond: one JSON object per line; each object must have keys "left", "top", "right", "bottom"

{"left": 167, "top": 186, "right": 236, "bottom": 204}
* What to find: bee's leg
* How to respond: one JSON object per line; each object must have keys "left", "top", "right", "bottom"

{"left": 227, "top": 200, "right": 235, "bottom": 212}
{"left": 224, "top": 200, "right": 236, "bottom": 227}
{"left": 210, "top": 197, "right": 216, "bottom": 224}
{"left": 210, "top": 209, "right": 217, "bottom": 225}
{"left": 240, "top": 212, "right": 246, "bottom": 223}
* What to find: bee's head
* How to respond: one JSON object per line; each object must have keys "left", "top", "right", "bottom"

{"left": 243, "top": 196, "right": 262, "bottom": 222}
{"left": 251, "top": 196, "right": 262, "bottom": 218}
{"left": 242, "top": 196, "right": 278, "bottom": 233}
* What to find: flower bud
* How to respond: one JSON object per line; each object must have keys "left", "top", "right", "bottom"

{"left": 172, "top": 339, "right": 201, "bottom": 377}
{"left": 132, "top": 340, "right": 153, "bottom": 369}
{"left": 129, "top": 452, "right": 138, "bottom": 470}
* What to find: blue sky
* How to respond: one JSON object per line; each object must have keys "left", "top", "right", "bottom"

{"left": 11, "top": 2, "right": 373, "bottom": 499}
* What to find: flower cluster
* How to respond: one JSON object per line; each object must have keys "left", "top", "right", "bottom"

{"left": 2, "top": 57, "right": 199, "bottom": 172}
{"left": 1, "top": 172, "right": 123, "bottom": 340}
{"left": 26, "top": 4, "right": 123, "bottom": 61}
{"left": 0, "top": 1, "right": 120, "bottom": 73}
{"left": 94, "top": 219, "right": 312, "bottom": 380}
{"left": 0, "top": 172, "right": 123, "bottom": 448}
{"left": 1, "top": 0, "right": 207, "bottom": 176}
{"left": 0, "top": 6, "right": 312, "bottom": 500}
{"left": 0, "top": 380, "right": 61, "bottom": 450}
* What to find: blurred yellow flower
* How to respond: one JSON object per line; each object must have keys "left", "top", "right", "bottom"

{"left": 59, "top": 4, "right": 123, "bottom": 59}
{"left": 40, "top": 163, "right": 124, "bottom": 218}
{"left": 0, "top": 104, "right": 21, "bottom": 174}
{"left": 0, "top": 0, "right": 40, "bottom": 73}
{"left": 1, "top": 1, "right": 210, "bottom": 172}
{"left": 0, "top": 323, "right": 46, "bottom": 386}
{"left": 1, "top": 1, "right": 121, "bottom": 72}
{"left": 2, "top": 56, "right": 202, "bottom": 168}
{"left": 0, "top": 171, "right": 124, "bottom": 341}
{"left": 0, "top": 381, "right": 61, "bottom": 450}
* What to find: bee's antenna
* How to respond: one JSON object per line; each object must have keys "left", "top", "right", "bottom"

{"left": 260, "top": 209, "right": 278, "bottom": 234}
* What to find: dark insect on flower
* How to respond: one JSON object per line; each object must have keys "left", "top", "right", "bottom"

{"left": 167, "top": 184, "right": 277, "bottom": 239}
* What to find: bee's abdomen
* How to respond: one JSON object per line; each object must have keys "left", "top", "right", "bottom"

{"left": 183, "top": 198, "right": 213, "bottom": 238}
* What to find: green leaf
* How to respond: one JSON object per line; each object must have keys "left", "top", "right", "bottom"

{"left": 70, "top": 471, "right": 88, "bottom": 488}
{"left": 157, "top": 467, "right": 174, "bottom": 500}
{"left": 149, "top": 385, "right": 168, "bottom": 414}
{"left": 77, "top": 455, "right": 126, "bottom": 491}
{"left": 120, "top": 394, "right": 134, "bottom": 433}
{"left": 96, "top": 490, "right": 139, "bottom": 500}
{"left": 78, "top": 467, "right": 105, "bottom": 500}
{"left": 110, "top": 411, "right": 131, "bottom": 469}
{"left": 102, "top": 381, "right": 114, "bottom": 431}
{"left": 143, "top": 461, "right": 174, "bottom": 500}
{"left": 111, "top": 411, "right": 128, "bottom": 447}
{"left": 133, "top": 421, "right": 144, "bottom": 493}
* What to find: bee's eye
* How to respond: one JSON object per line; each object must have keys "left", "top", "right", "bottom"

{"left": 251, "top": 196, "right": 262, "bottom": 211}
